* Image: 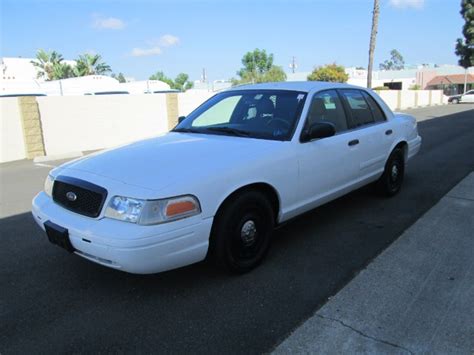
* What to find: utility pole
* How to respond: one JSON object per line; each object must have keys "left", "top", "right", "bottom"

{"left": 201, "top": 68, "right": 207, "bottom": 83}
{"left": 289, "top": 56, "right": 297, "bottom": 74}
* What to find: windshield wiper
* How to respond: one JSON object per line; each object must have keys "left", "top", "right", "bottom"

{"left": 172, "top": 127, "right": 204, "bottom": 134}
{"left": 205, "top": 127, "right": 251, "bottom": 137}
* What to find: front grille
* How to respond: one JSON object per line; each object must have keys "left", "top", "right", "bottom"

{"left": 52, "top": 176, "right": 108, "bottom": 218}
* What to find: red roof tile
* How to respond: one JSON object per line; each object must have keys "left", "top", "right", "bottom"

{"left": 426, "top": 74, "right": 474, "bottom": 86}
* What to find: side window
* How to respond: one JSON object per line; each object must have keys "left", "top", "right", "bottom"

{"left": 340, "top": 89, "right": 374, "bottom": 128}
{"left": 306, "top": 90, "right": 348, "bottom": 133}
{"left": 192, "top": 96, "right": 241, "bottom": 127}
{"left": 363, "top": 92, "right": 386, "bottom": 122}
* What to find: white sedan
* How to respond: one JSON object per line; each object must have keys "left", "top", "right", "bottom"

{"left": 32, "top": 82, "right": 422, "bottom": 274}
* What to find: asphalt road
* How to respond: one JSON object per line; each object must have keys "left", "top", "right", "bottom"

{"left": 1, "top": 104, "right": 473, "bottom": 354}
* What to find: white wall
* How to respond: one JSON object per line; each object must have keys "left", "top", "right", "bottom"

{"left": 400, "top": 90, "right": 416, "bottom": 109}
{"left": 178, "top": 90, "right": 215, "bottom": 117}
{"left": 417, "top": 91, "right": 430, "bottom": 106}
{"left": 37, "top": 95, "right": 169, "bottom": 156}
{"left": 377, "top": 90, "right": 446, "bottom": 111}
{"left": 431, "top": 91, "right": 446, "bottom": 105}
{"left": 0, "top": 98, "right": 26, "bottom": 162}
{"left": 377, "top": 91, "right": 399, "bottom": 110}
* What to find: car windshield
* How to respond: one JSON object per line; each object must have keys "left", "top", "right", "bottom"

{"left": 173, "top": 90, "right": 307, "bottom": 141}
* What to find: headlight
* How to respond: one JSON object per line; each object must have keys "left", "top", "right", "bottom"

{"left": 44, "top": 175, "right": 54, "bottom": 197}
{"left": 104, "top": 195, "right": 201, "bottom": 225}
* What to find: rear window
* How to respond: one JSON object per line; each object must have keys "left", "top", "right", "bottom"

{"left": 339, "top": 89, "right": 374, "bottom": 128}
{"left": 363, "top": 92, "right": 386, "bottom": 122}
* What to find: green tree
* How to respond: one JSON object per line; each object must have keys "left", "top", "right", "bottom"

{"left": 149, "top": 71, "right": 174, "bottom": 87}
{"left": 74, "top": 53, "right": 111, "bottom": 76}
{"left": 112, "top": 72, "right": 127, "bottom": 83}
{"left": 31, "top": 49, "right": 67, "bottom": 80}
{"left": 307, "top": 63, "right": 349, "bottom": 83}
{"left": 233, "top": 49, "right": 287, "bottom": 84}
{"left": 51, "top": 62, "right": 75, "bottom": 80}
{"left": 455, "top": 0, "right": 474, "bottom": 92}
{"left": 149, "top": 71, "right": 194, "bottom": 91}
{"left": 174, "top": 73, "right": 194, "bottom": 91}
{"left": 367, "top": 0, "right": 380, "bottom": 88}
{"left": 117, "top": 72, "right": 126, "bottom": 83}
{"left": 260, "top": 65, "right": 287, "bottom": 82}
{"left": 379, "top": 49, "right": 405, "bottom": 70}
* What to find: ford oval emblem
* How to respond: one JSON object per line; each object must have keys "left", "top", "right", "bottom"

{"left": 66, "top": 192, "right": 77, "bottom": 202}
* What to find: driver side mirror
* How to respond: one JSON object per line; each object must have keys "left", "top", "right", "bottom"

{"left": 301, "top": 122, "right": 336, "bottom": 142}
{"left": 178, "top": 116, "right": 186, "bottom": 123}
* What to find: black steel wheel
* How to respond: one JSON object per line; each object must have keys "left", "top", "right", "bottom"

{"left": 210, "top": 190, "right": 274, "bottom": 273}
{"left": 376, "top": 148, "right": 405, "bottom": 197}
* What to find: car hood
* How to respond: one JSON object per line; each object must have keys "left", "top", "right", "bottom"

{"left": 55, "top": 132, "right": 279, "bottom": 192}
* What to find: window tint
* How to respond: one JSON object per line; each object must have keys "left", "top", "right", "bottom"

{"left": 363, "top": 92, "right": 386, "bottom": 122}
{"left": 340, "top": 89, "right": 374, "bottom": 128}
{"left": 193, "top": 96, "right": 241, "bottom": 127}
{"left": 305, "top": 90, "right": 348, "bottom": 133}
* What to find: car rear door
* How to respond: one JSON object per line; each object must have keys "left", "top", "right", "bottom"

{"left": 338, "top": 89, "right": 396, "bottom": 182}
{"left": 296, "top": 90, "right": 360, "bottom": 212}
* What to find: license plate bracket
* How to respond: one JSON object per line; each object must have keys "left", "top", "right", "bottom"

{"left": 44, "top": 221, "right": 75, "bottom": 253}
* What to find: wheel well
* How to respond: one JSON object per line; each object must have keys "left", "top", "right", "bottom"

{"left": 216, "top": 183, "right": 280, "bottom": 224}
{"left": 394, "top": 141, "right": 408, "bottom": 162}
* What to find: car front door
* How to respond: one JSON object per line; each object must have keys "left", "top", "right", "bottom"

{"left": 296, "top": 90, "right": 360, "bottom": 214}
{"left": 338, "top": 89, "right": 396, "bottom": 182}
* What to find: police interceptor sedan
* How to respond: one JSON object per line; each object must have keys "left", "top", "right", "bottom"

{"left": 32, "top": 82, "right": 421, "bottom": 274}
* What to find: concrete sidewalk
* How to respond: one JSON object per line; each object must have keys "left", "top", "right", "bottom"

{"left": 274, "top": 173, "right": 474, "bottom": 354}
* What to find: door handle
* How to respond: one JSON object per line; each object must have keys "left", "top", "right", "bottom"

{"left": 348, "top": 139, "right": 359, "bottom": 146}
{"left": 385, "top": 129, "right": 393, "bottom": 135}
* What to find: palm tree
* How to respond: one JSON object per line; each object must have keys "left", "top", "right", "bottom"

{"left": 74, "top": 54, "right": 111, "bottom": 76}
{"left": 51, "top": 62, "right": 75, "bottom": 80}
{"left": 31, "top": 49, "right": 65, "bottom": 81}
{"left": 367, "top": 0, "right": 380, "bottom": 88}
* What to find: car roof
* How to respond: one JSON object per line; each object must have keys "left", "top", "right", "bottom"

{"left": 226, "top": 81, "right": 366, "bottom": 93}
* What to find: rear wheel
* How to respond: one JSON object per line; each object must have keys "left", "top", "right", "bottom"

{"left": 210, "top": 190, "right": 274, "bottom": 273}
{"left": 376, "top": 148, "right": 405, "bottom": 197}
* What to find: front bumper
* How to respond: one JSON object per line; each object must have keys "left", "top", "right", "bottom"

{"left": 32, "top": 192, "right": 212, "bottom": 274}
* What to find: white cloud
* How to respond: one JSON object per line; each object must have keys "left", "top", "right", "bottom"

{"left": 130, "top": 35, "right": 179, "bottom": 57}
{"left": 159, "top": 34, "right": 180, "bottom": 47}
{"left": 130, "top": 47, "right": 162, "bottom": 57}
{"left": 92, "top": 14, "right": 125, "bottom": 30}
{"left": 389, "top": 0, "right": 424, "bottom": 9}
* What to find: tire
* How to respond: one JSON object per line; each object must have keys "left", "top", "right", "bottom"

{"left": 209, "top": 190, "right": 274, "bottom": 273}
{"left": 376, "top": 148, "right": 405, "bottom": 197}
{"left": 452, "top": 98, "right": 459, "bottom": 104}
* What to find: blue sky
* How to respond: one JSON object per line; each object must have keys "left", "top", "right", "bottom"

{"left": 1, "top": 0, "right": 465, "bottom": 81}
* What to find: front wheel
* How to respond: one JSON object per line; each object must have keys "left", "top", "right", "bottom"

{"left": 452, "top": 98, "right": 459, "bottom": 104}
{"left": 209, "top": 190, "right": 274, "bottom": 273}
{"left": 376, "top": 148, "right": 405, "bottom": 197}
